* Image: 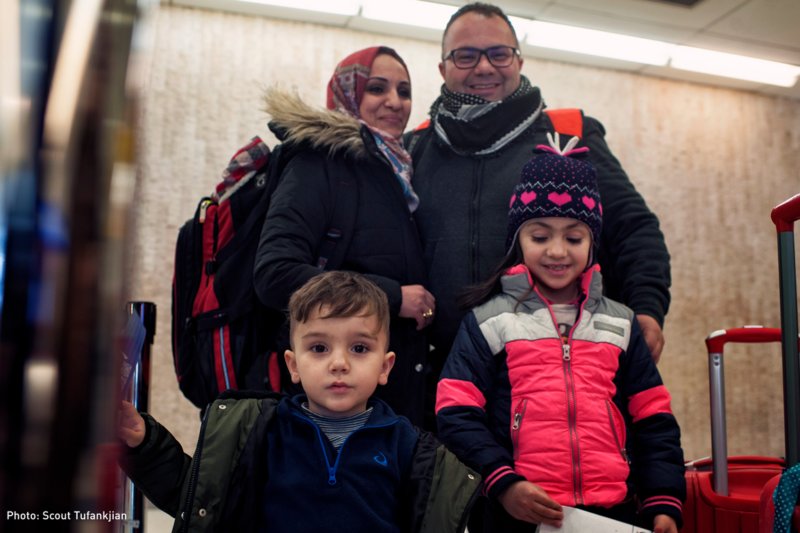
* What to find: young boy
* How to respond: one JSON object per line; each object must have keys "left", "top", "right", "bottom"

{"left": 118, "top": 271, "right": 481, "bottom": 533}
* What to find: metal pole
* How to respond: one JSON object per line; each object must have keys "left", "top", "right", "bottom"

{"left": 777, "top": 232, "right": 800, "bottom": 468}
{"left": 121, "top": 302, "right": 156, "bottom": 532}
{"left": 709, "top": 351, "right": 728, "bottom": 496}
{"left": 705, "top": 327, "right": 781, "bottom": 495}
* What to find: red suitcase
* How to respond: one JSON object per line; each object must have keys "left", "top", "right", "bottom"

{"left": 680, "top": 194, "right": 800, "bottom": 533}
{"left": 680, "top": 328, "right": 785, "bottom": 533}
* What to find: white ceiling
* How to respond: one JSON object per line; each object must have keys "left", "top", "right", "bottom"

{"left": 170, "top": 0, "right": 800, "bottom": 98}
{"left": 475, "top": 0, "right": 800, "bottom": 98}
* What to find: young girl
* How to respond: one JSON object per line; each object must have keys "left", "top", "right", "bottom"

{"left": 436, "top": 143, "right": 685, "bottom": 533}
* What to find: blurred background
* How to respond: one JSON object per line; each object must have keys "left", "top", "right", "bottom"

{"left": 1, "top": 0, "right": 799, "bottom": 531}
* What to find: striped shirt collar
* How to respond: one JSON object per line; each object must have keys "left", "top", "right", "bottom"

{"left": 301, "top": 403, "right": 373, "bottom": 451}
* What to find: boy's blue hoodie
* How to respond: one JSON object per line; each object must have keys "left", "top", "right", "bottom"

{"left": 262, "top": 396, "right": 419, "bottom": 533}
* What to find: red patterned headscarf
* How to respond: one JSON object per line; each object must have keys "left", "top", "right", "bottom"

{"left": 326, "top": 46, "right": 407, "bottom": 113}
{"left": 326, "top": 46, "right": 418, "bottom": 212}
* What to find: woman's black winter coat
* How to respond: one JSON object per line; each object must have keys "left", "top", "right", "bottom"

{"left": 254, "top": 90, "right": 428, "bottom": 425}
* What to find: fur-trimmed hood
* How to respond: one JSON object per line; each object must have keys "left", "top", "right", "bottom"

{"left": 263, "top": 87, "right": 368, "bottom": 159}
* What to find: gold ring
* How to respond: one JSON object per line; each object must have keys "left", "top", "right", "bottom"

{"left": 423, "top": 309, "right": 434, "bottom": 318}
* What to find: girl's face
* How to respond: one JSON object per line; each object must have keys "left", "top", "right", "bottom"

{"left": 358, "top": 54, "right": 411, "bottom": 139}
{"left": 518, "top": 217, "right": 592, "bottom": 304}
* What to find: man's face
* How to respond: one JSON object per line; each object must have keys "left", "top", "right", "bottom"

{"left": 285, "top": 306, "right": 394, "bottom": 418}
{"left": 439, "top": 12, "right": 523, "bottom": 102}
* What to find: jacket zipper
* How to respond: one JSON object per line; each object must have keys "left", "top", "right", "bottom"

{"left": 210, "top": 206, "right": 219, "bottom": 252}
{"left": 561, "top": 344, "right": 583, "bottom": 505}
{"left": 456, "top": 481, "right": 484, "bottom": 533}
{"left": 219, "top": 326, "right": 230, "bottom": 390}
{"left": 469, "top": 160, "right": 483, "bottom": 284}
{"left": 181, "top": 405, "right": 211, "bottom": 533}
{"left": 606, "top": 400, "right": 631, "bottom": 466}
{"left": 292, "top": 413, "right": 397, "bottom": 484}
{"left": 535, "top": 284, "right": 587, "bottom": 505}
{"left": 203, "top": 203, "right": 219, "bottom": 288}
{"left": 512, "top": 398, "right": 528, "bottom": 461}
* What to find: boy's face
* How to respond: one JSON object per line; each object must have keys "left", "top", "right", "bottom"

{"left": 285, "top": 306, "right": 394, "bottom": 418}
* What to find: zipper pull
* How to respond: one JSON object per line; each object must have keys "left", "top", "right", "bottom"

{"left": 622, "top": 449, "right": 631, "bottom": 465}
{"left": 328, "top": 468, "right": 337, "bottom": 485}
{"left": 199, "top": 200, "right": 212, "bottom": 223}
{"left": 512, "top": 412, "right": 522, "bottom": 430}
{"left": 562, "top": 345, "right": 571, "bottom": 361}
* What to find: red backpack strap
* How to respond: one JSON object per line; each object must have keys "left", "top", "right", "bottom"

{"left": 406, "top": 120, "right": 433, "bottom": 162}
{"left": 544, "top": 109, "right": 583, "bottom": 139}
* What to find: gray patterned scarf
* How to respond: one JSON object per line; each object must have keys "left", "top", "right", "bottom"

{"left": 429, "top": 76, "right": 543, "bottom": 156}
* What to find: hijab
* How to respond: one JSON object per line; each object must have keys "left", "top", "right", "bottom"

{"left": 326, "top": 46, "right": 418, "bottom": 212}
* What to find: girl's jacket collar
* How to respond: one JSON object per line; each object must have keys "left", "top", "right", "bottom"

{"left": 500, "top": 263, "right": 604, "bottom": 309}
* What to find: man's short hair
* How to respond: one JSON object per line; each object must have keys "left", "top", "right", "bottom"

{"left": 442, "top": 2, "right": 519, "bottom": 49}
{"left": 287, "top": 271, "right": 390, "bottom": 348}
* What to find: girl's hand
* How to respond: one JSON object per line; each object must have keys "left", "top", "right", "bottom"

{"left": 118, "top": 401, "right": 146, "bottom": 448}
{"left": 497, "top": 480, "right": 564, "bottom": 527}
{"left": 652, "top": 514, "right": 678, "bottom": 533}
{"left": 399, "top": 285, "right": 436, "bottom": 331}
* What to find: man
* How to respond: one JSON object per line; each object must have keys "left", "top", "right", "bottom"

{"left": 407, "top": 3, "right": 670, "bottom": 373}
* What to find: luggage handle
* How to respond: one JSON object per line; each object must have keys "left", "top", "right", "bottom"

{"left": 772, "top": 193, "right": 800, "bottom": 233}
{"left": 705, "top": 195, "right": 800, "bottom": 499}
{"left": 705, "top": 327, "right": 782, "bottom": 496}
{"left": 705, "top": 327, "right": 782, "bottom": 353}
{"left": 772, "top": 195, "right": 800, "bottom": 471}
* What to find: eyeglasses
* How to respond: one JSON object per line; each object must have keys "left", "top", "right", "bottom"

{"left": 443, "top": 46, "right": 520, "bottom": 69}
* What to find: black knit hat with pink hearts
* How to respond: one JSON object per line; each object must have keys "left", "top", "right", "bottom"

{"left": 506, "top": 139, "right": 603, "bottom": 264}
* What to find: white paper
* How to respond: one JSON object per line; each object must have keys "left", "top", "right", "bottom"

{"left": 537, "top": 507, "right": 652, "bottom": 533}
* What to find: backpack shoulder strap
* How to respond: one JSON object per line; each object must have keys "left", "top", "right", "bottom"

{"left": 212, "top": 175, "right": 271, "bottom": 267}
{"left": 213, "top": 143, "right": 292, "bottom": 268}
{"left": 413, "top": 119, "right": 430, "bottom": 132}
{"left": 544, "top": 108, "right": 584, "bottom": 139}
{"left": 405, "top": 120, "right": 433, "bottom": 163}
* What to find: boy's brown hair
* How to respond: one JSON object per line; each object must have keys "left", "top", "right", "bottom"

{"left": 287, "top": 271, "right": 390, "bottom": 349}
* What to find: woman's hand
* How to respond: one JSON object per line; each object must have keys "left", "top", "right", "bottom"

{"left": 399, "top": 285, "right": 436, "bottom": 331}
{"left": 118, "top": 401, "right": 146, "bottom": 448}
{"left": 497, "top": 480, "right": 564, "bottom": 527}
{"left": 653, "top": 514, "right": 678, "bottom": 533}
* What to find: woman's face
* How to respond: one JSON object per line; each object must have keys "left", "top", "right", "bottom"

{"left": 359, "top": 54, "right": 411, "bottom": 139}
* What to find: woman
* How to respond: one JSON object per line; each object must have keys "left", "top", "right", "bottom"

{"left": 254, "top": 46, "right": 433, "bottom": 425}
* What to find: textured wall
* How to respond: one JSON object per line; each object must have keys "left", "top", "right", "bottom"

{"left": 131, "top": 5, "right": 800, "bottom": 465}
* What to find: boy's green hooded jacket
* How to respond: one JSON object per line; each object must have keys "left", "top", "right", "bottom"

{"left": 119, "top": 391, "right": 482, "bottom": 533}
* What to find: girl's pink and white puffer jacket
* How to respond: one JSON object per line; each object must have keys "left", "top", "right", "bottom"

{"left": 436, "top": 264, "right": 685, "bottom": 528}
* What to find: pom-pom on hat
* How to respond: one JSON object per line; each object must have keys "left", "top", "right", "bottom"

{"left": 506, "top": 133, "right": 603, "bottom": 265}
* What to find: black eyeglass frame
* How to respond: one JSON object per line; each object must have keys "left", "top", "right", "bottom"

{"left": 442, "top": 46, "right": 521, "bottom": 69}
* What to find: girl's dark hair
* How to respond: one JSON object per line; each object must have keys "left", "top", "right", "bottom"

{"left": 456, "top": 240, "right": 534, "bottom": 312}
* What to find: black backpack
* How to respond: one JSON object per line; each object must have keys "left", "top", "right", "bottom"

{"left": 171, "top": 136, "right": 357, "bottom": 409}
